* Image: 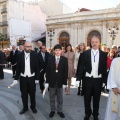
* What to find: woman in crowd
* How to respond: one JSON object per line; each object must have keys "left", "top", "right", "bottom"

{"left": 103, "top": 50, "right": 115, "bottom": 92}
{"left": 62, "top": 44, "right": 75, "bottom": 95}
{"left": 74, "top": 43, "right": 86, "bottom": 96}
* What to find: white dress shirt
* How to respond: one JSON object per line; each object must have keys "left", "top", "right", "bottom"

{"left": 55, "top": 56, "right": 60, "bottom": 63}
{"left": 85, "top": 49, "right": 102, "bottom": 78}
{"left": 21, "top": 52, "right": 35, "bottom": 77}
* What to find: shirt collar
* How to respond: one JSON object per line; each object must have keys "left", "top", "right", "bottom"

{"left": 55, "top": 56, "right": 60, "bottom": 59}
{"left": 91, "top": 48, "right": 99, "bottom": 53}
{"left": 24, "top": 51, "right": 30, "bottom": 55}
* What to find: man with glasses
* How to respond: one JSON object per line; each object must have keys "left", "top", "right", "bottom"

{"left": 13, "top": 41, "right": 39, "bottom": 114}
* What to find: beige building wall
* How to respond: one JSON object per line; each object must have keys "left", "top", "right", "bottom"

{"left": 46, "top": 4, "right": 120, "bottom": 48}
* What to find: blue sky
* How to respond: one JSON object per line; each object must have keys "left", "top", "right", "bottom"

{"left": 60, "top": 0, "right": 120, "bottom": 11}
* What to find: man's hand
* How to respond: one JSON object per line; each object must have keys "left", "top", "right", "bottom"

{"left": 118, "top": 89, "right": 120, "bottom": 94}
{"left": 13, "top": 80, "right": 18, "bottom": 85}
{"left": 45, "top": 83, "right": 49, "bottom": 90}
{"left": 63, "top": 85, "right": 67, "bottom": 89}
{"left": 75, "top": 81, "right": 80, "bottom": 87}
{"left": 112, "top": 88, "right": 119, "bottom": 95}
{"left": 35, "top": 80, "right": 39, "bottom": 84}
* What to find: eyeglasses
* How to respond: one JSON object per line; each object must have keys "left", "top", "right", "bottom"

{"left": 25, "top": 46, "right": 32, "bottom": 48}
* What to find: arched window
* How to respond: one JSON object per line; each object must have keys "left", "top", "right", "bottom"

{"left": 87, "top": 30, "right": 101, "bottom": 47}
{"left": 59, "top": 32, "right": 70, "bottom": 47}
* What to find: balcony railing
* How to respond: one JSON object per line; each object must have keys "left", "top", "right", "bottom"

{"left": 1, "top": 8, "right": 7, "bottom": 14}
{"left": 0, "top": 21, "right": 8, "bottom": 27}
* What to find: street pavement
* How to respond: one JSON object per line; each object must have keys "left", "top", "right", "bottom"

{"left": 0, "top": 68, "right": 109, "bottom": 120}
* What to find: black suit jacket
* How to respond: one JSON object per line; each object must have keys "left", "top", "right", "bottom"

{"left": 10, "top": 50, "right": 18, "bottom": 64}
{"left": 46, "top": 56, "right": 68, "bottom": 88}
{"left": 37, "top": 51, "right": 50, "bottom": 73}
{"left": 34, "top": 48, "right": 40, "bottom": 53}
{"left": 15, "top": 51, "right": 39, "bottom": 80}
{"left": 0, "top": 51, "right": 5, "bottom": 64}
{"left": 76, "top": 49, "right": 107, "bottom": 82}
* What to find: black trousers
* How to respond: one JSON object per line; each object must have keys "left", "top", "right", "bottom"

{"left": 12, "top": 65, "right": 16, "bottom": 76}
{"left": 84, "top": 77, "right": 102, "bottom": 116}
{"left": 20, "top": 76, "right": 36, "bottom": 110}
{"left": 0, "top": 66, "right": 4, "bottom": 79}
{"left": 78, "top": 76, "right": 85, "bottom": 92}
{"left": 39, "top": 72, "right": 45, "bottom": 91}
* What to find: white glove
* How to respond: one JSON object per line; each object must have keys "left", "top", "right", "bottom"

{"left": 75, "top": 81, "right": 80, "bottom": 87}
{"left": 8, "top": 62, "right": 11, "bottom": 65}
{"left": 35, "top": 80, "right": 39, "bottom": 84}
{"left": 13, "top": 80, "right": 18, "bottom": 85}
{"left": 45, "top": 83, "right": 49, "bottom": 90}
{"left": 63, "top": 85, "right": 67, "bottom": 89}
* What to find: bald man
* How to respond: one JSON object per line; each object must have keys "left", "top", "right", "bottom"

{"left": 14, "top": 42, "right": 39, "bottom": 114}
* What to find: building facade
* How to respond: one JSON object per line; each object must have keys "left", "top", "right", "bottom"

{"left": 46, "top": 4, "right": 120, "bottom": 48}
{"left": 0, "top": 0, "right": 46, "bottom": 48}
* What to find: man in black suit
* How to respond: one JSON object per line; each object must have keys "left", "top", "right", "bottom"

{"left": 0, "top": 46, "right": 5, "bottom": 79}
{"left": 76, "top": 36, "right": 107, "bottom": 120}
{"left": 34, "top": 41, "right": 42, "bottom": 53}
{"left": 18, "top": 45, "right": 24, "bottom": 53}
{"left": 9, "top": 45, "right": 18, "bottom": 78}
{"left": 45, "top": 44, "right": 68, "bottom": 118}
{"left": 14, "top": 41, "right": 39, "bottom": 114}
{"left": 37, "top": 45, "right": 50, "bottom": 93}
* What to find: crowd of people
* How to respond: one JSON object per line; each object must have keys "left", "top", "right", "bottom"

{"left": 0, "top": 37, "right": 120, "bottom": 120}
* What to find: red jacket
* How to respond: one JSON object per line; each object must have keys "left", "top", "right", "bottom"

{"left": 107, "top": 57, "right": 113, "bottom": 69}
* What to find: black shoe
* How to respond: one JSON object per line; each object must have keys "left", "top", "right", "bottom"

{"left": 81, "top": 90, "right": 84, "bottom": 96}
{"left": 57, "top": 112, "right": 65, "bottom": 118}
{"left": 84, "top": 115, "right": 90, "bottom": 120}
{"left": 94, "top": 116, "right": 99, "bottom": 120}
{"left": 19, "top": 109, "right": 28, "bottom": 114}
{"left": 77, "top": 87, "right": 80, "bottom": 95}
{"left": 49, "top": 111, "right": 55, "bottom": 118}
{"left": 31, "top": 108, "right": 37, "bottom": 113}
{"left": 77, "top": 90, "right": 80, "bottom": 96}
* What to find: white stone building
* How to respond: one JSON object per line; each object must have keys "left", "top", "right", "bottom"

{"left": 38, "top": 0, "right": 72, "bottom": 16}
{"left": 46, "top": 4, "right": 120, "bottom": 48}
{"left": 0, "top": 0, "right": 46, "bottom": 48}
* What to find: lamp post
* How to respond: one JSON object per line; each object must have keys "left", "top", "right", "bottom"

{"left": 47, "top": 30, "right": 55, "bottom": 49}
{"left": 108, "top": 26, "right": 119, "bottom": 45}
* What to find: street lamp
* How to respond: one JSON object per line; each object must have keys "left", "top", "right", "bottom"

{"left": 108, "top": 26, "right": 119, "bottom": 45}
{"left": 47, "top": 30, "right": 55, "bottom": 49}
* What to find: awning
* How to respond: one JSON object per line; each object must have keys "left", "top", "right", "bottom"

{"left": 32, "top": 32, "right": 46, "bottom": 42}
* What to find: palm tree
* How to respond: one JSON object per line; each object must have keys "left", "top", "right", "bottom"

{"left": 0, "top": 33, "right": 8, "bottom": 48}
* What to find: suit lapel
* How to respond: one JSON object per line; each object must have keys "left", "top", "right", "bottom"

{"left": 30, "top": 52, "right": 32, "bottom": 71}
{"left": 58, "top": 56, "right": 62, "bottom": 69}
{"left": 22, "top": 51, "right": 25, "bottom": 70}
{"left": 53, "top": 56, "right": 56, "bottom": 70}
{"left": 88, "top": 49, "right": 92, "bottom": 70}
{"left": 98, "top": 50, "right": 102, "bottom": 69}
